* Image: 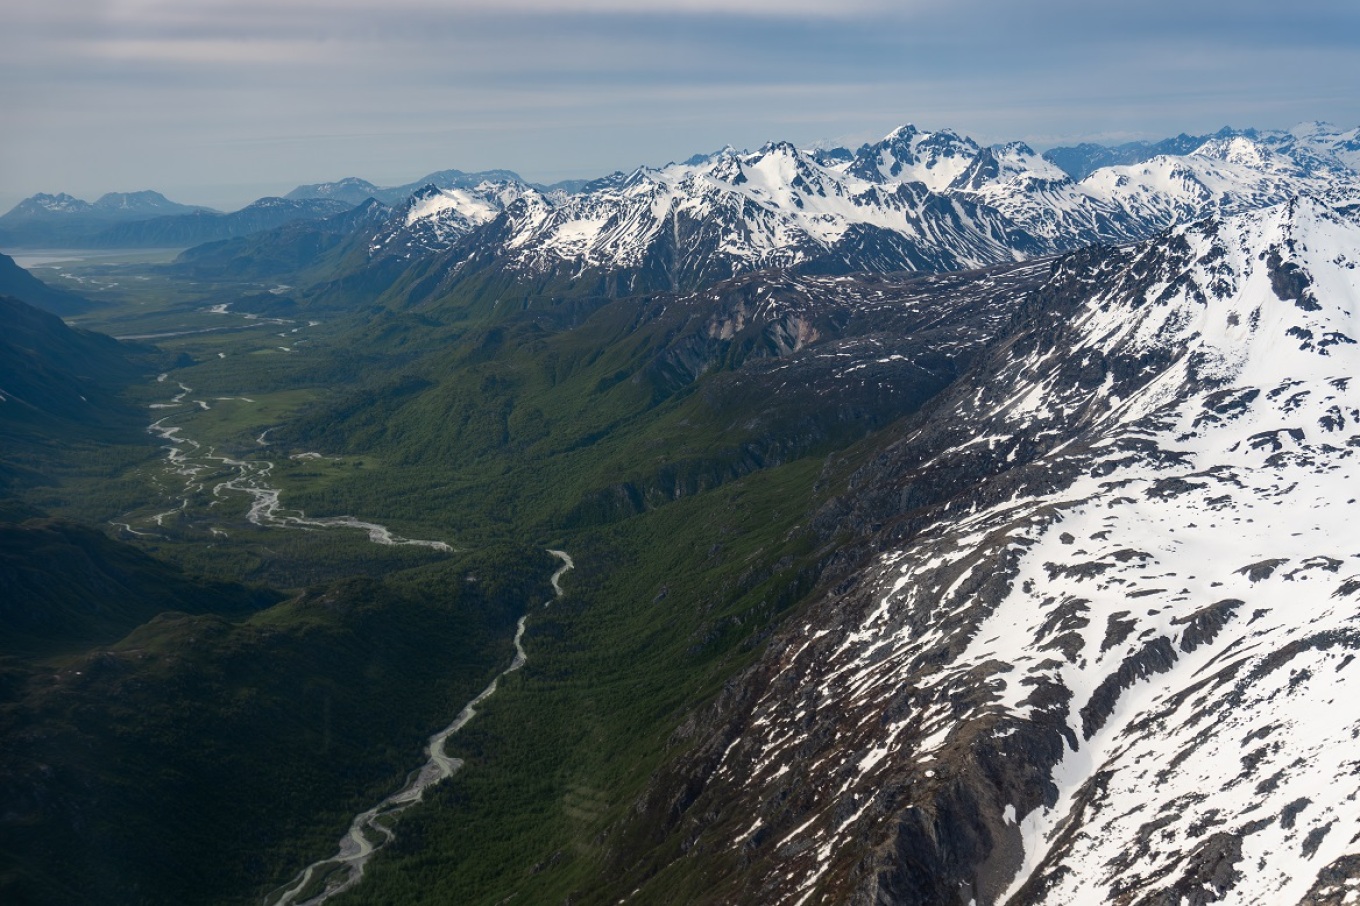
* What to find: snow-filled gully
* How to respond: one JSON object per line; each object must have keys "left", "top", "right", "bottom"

{"left": 701, "top": 198, "right": 1360, "bottom": 905}
{"left": 268, "top": 550, "right": 574, "bottom": 906}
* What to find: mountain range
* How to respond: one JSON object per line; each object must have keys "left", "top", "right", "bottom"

{"left": 3, "top": 119, "right": 1360, "bottom": 906}
{"left": 284, "top": 168, "right": 590, "bottom": 207}
{"left": 0, "top": 193, "right": 351, "bottom": 249}
{"left": 160, "top": 122, "right": 1360, "bottom": 312}
{"left": 0, "top": 190, "right": 216, "bottom": 247}
{"left": 10, "top": 122, "right": 1358, "bottom": 269}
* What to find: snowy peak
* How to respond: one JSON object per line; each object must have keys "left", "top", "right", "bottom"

{"left": 333, "top": 120, "right": 1358, "bottom": 305}
{"left": 368, "top": 180, "right": 531, "bottom": 258}
{"left": 1076, "top": 133, "right": 1340, "bottom": 232}
{"left": 846, "top": 124, "right": 983, "bottom": 191}
{"left": 1047, "top": 124, "right": 1360, "bottom": 183}
{"left": 989, "top": 196, "right": 1360, "bottom": 453}
{"left": 4, "top": 193, "right": 95, "bottom": 218}
{"left": 402, "top": 182, "right": 520, "bottom": 229}
{"left": 1280, "top": 122, "right": 1360, "bottom": 174}
{"left": 682, "top": 144, "right": 739, "bottom": 167}
{"left": 1191, "top": 134, "right": 1295, "bottom": 170}
{"left": 1097, "top": 196, "right": 1356, "bottom": 364}
{"left": 949, "top": 141, "right": 1071, "bottom": 192}
{"left": 653, "top": 197, "right": 1360, "bottom": 905}
{"left": 446, "top": 129, "right": 1040, "bottom": 290}
{"left": 724, "top": 141, "right": 841, "bottom": 206}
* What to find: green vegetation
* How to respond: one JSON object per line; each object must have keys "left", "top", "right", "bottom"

{"left": 349, "top": 459, "right": 832, "bottom": 905}
{"left": 0, "top": 247, "right": 896, "bottom": 905}
{"left": 0, "top": 543, "right": 548, "bottom": 906}
{"left": 0, "top": 513, "right": 278, "bottom": 656}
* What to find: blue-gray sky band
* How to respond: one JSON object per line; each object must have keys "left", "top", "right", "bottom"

{"left": 2, "top": 0, "right": 1357, "bottom": 211}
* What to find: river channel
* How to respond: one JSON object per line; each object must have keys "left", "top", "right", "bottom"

{"left": 269, "top": 550, "right": 575, "bottom": 906}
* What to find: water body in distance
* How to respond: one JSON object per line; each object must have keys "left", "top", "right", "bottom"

{"left": 1, "top": 248, "right": 187, "bottom": 268}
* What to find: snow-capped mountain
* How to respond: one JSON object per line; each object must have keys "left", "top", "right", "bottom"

{"left": 844, "top": 124, "right": 984, "bottom": 191}
{"left": 948, "top": 140, "right": 1141, "bottom": 247}
{"left": 1046, "top": 123, "right": 1360, "bottom": 182}
{"left": 0, "top": 190, "right": 212, "bottom": 223}
{"left": 1044, "top": 134, "right": 1215, "bottom": 182}
{"left": 632, "top": 196, "right": 1360, "bottom": 904}
{"left": 371, "top": 123, "right": 1357, "bottom": 302}
{"left": 1281, "top": 121, "right": 1360, "bottom": 173}
{"left": 366, "top": 181, "right": 529, "bottom": 259}
{"left": 1078, "top": 134, "right": 1342, "bottom": 233}
{"left": 412, "top": 131, "right": 1049, "bottom": 298}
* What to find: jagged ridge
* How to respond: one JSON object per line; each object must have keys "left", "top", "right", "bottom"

{"left": 624, "top": 195, "right": 1360, "bottom": 905}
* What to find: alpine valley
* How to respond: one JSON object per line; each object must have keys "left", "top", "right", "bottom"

{"left": 2, "top": 120, "right": 1360, "bottom": 906}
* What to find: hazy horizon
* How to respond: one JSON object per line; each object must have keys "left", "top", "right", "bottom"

{"left": 5, "top": 0, "right": 1358, "bottom": 213}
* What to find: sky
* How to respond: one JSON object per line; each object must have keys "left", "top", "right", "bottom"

{"left": 3, "top": 0, "right": 1358, "bottom": 213}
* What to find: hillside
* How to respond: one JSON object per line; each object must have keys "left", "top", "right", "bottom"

{"left": 2, "top": 121, "right": 1359, "bottom": 906}
{"left": 0, "top": 254, "right": 98, "bottom": 316}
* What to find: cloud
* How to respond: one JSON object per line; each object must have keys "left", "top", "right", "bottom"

{"left": 99, "top": 0, "right": 903, "bottom": 19}
{"left": 1, "top": 0, "right": 1357, "bottom": 212}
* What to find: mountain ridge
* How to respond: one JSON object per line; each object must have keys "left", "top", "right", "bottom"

{"left": 173, "top": 121, "right": 1358, "bottom": 314}
{"left": 614, "top": 194, "right": 1360, "bottom": 904}
{"left": 4, "top": 117, "right": 1360, "bottom": 906}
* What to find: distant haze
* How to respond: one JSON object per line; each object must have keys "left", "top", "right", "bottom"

{"left": 3, "top": 0, "right": 1358, "bottom": 212}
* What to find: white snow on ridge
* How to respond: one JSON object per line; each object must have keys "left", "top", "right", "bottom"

{"left": 1077, "top": 138, "right": 1337, "bottom": 234}
{"left": 464, "top": 125, "right": 1359, "bottom": 285}
{"left": 368, "top": 181, "right": 529, "bottom": 256}
{"left": 984, "top": 195, "right": 1360, "bottom": 906}
{"left": 357, "top": 122, "right": 1357, "bottom": 290}
{"left": 496, "top": 132, "right": 1028, "bottom": 276}
{"left": 851, "top": 124, "right": 983, "bottom": 192}
{"left": 404, "top": 186, "right": 501, "bottom": 228}
{"left": 712, "top": 198, "right": 1360, "bottom": 904}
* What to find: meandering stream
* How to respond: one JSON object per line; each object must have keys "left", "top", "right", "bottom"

{"left": 269, "top": 550, "right": 575, "bottom": 906}
{"left": 117, "top": 318, "right": 579, "bottom": 904}
{"left": 117, "top": 370, "right": 451, "bottom": 551}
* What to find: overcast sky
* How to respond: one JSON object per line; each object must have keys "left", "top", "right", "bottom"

{"left": 3, "top": 0, "right": 1358, "bottom": 212}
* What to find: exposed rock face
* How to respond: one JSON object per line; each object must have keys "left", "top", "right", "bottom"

{"left": 625, "top": 195, "right": 1360, "bottom": 905}
{"left": 343, "top": 124, "right": 1359, "bottom": 308}
{"left": 559, "top": 260, "right": 1056, "bottom": 526}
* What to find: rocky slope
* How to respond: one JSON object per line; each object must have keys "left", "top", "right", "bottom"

{"left": 151, "top": 123, "right": 1359, "bottom": 311}
{"left": 342, "top": 123, "right": 1359, "bottom": 307}
{"left": 625, "top": 194, "right": 1360, "bottom": 905}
